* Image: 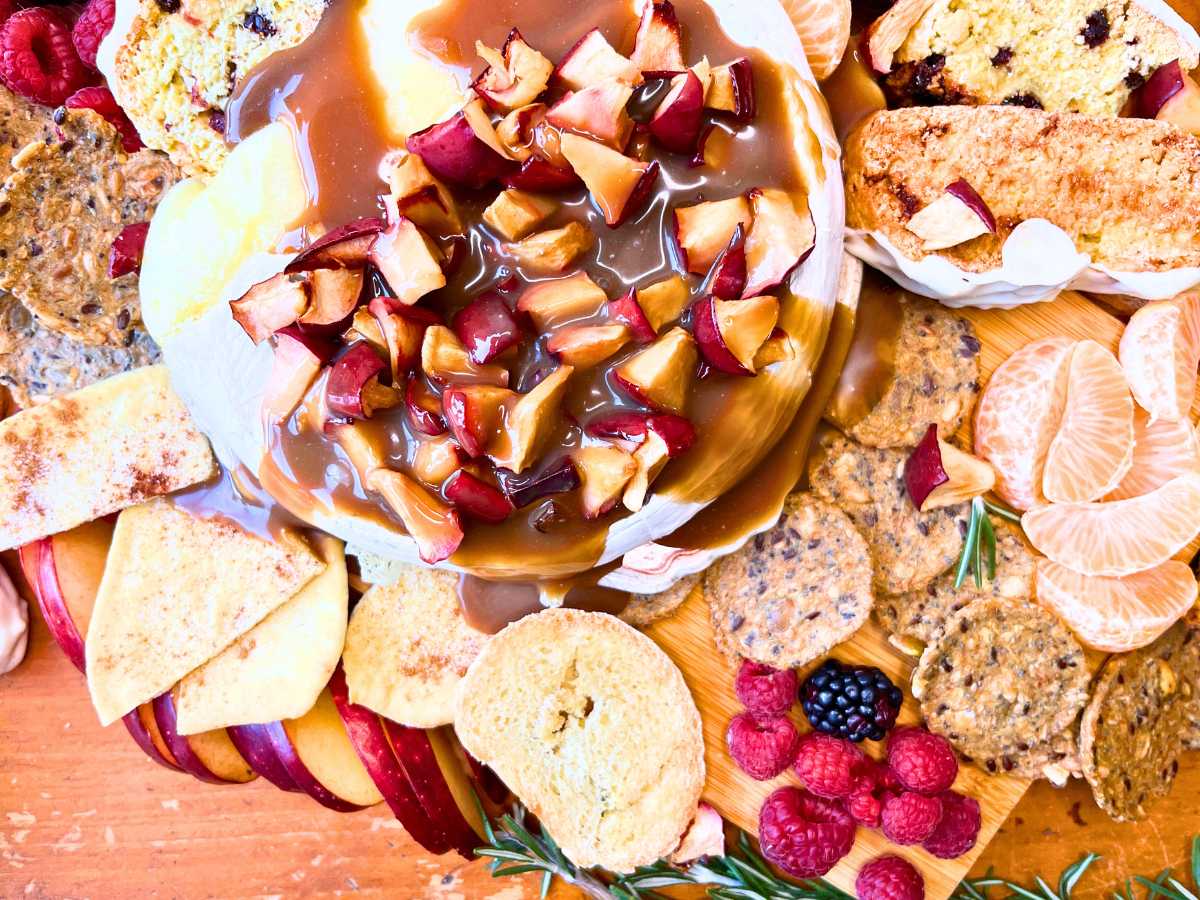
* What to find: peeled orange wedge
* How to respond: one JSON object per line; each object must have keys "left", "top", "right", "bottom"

{"left": 778, "top": 0, "right": 851, "bottom": 80}
{"left": 1036, "top": 558, "right": 1198, "bottom": 652}
{"left": 974, "top": 336, "right": 1074, "bottom": 511}
{"left": 1119, "top": 292, "right": 1200, "bottom": 423}
{"left": 1042, "top": 341, "right": 1133, "bottom": 503}
{"left": 1106, "top": 412, "right": 1200, "bottom": 501}
{"left": 1022, "top": 472, "right": 1200, "bottom": 577}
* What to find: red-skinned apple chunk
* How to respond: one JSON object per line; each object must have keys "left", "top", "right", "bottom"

{"left": 298, "top": 268, "right": 363, "bottom": 327}
{"left": 904, "top": 179, "right": 996, "bottom": 251}
{"left": 864, "top": 0, "right": 938, "bottom": 74}
{"left": 422, "top": 326, "right": 510, "bottom": 387}
{"left": 285, "top": 217, "right": 385, "bottom": 272}
{"left": 547, "top": 323, "right": 631, "bottom": 368}
{"left": 517, "top": 271, "right": 607, "bottom": 330}
{"left": 556, "top": 29, "right": 642, "bottom": 91}
{"left": 371, "top": 299, "right": 438, "bottom": 378}
{"left": 623, "top": 430, "right": 671, "bottom": 511}
{"left": 1135, "top": 60, "right": 1200, "bottom": 136}
{"left": 706, "top": 223, "right": 747, "bottom": 300}
{"left": 693, "top": 294, "right": 779, "bottom": 375}
{"left": 367, "top": 467, "right": 465, "bottom": 563}
{"left": 674, "top": 196, "right": 752, "bottom": 274}
{"left": 636, "top": 275, "right": 690, "bottom": 331}
{"left": 546, "top": 81, "right": 635, "bottom": 150}
{"left": 482, "top": 189, "right": 558, "bottom": 241}
{"left": 262, "top": 331, "right": 325, "bottom": 425}
{"left": 406, "top": 99, "right": 517, "bottom": 189}
{"left": 613, "top": 326, "right": 697, "bottom": 414}
{"left": 607, "top": 290, "right": 657, "bottom": 343}
{"left": 443, "top": 385, "right": 514, "bottom": 458}
{"left": 405, "top": 379, "right": 447, "bottom": 436}
{"left": 489, "top": 365, "right": 574, "bottom": 472}
{"left": 743, "top": 189, "right": 815, "bottom": 297}
{"left": 495, "top": 104, "right": 544, "bottom": 162}
{"left": 650, "top": 70, "right": 705, "bottom": 154}
{"left": 380, "top": 151, "right": 463, "bottom": 235}
{"left": 451, "top": 292, "right": 525, "bottom": 364}
{"left": 369, "top": 216, "right": 446, "bottom": 305}
{"left": 559, "top": 133, "right": 660, "bottom": 227}
{"left": 326, "top": 342, "right": 398, "bottom": 420}
{"left": 505, "top": 221, "right": 595, "bottom": 273}
{"left": 905, "top": 424, "right": 996, "bottom": 511}
{"left": 231, "top": 272, "right": 309, "bottom": 344}
{"left": 473, "top": 29, "right": 554, "bottom": 112}
{"left": 631, "top": 1, "right": 686, "bottom": 74}
{"left": 412, "top": 433, "right": 462, "bottom": 485}
{"left": 706, "top": 58, "right": 755, "bottom": 122}
{"left": 573, "top": 445, "right": 638, "bottom": 518}
{"left": 444, "top": 470, "right": 515, "bottom": 523}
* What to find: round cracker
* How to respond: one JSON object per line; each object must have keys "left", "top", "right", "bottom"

{"left": 705, "top": 492, "right": 873, "bottom": 668}
{"left": 620, "top": 573, "right": 701, "bottom": 628}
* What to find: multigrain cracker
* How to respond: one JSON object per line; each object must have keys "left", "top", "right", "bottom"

{"left": 706, "top": 493, "right": 873, "bottom": 668}
{"left": 0, "top": 109, "right": 177, "bottom": 345}
{"left": 620, "top": 573, "right": 701, "bottom": 628}
{"left": 0, "top": 85, "right": 55, "bottom": 182}
{"left": 876, "top": 519, "right": 1034, "bottom": 645}
{"left": 1081, "top": 618, "right": 1200, "bottom": 821}
{"left": 914, "top": 596, "right": 1090, "bottom": 762}
{"left": 808, "top": 430, "right": 969, "bottom": 595}
{"left": 973, "top": 724, "right": 1081, "bottom": 783}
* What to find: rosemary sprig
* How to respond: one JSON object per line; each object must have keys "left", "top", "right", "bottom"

{"left": 954, "top": 496, "right": 1020, "bottom": 589}
{"left": 955, "top": 852, "right": 1101, "bottom": 900}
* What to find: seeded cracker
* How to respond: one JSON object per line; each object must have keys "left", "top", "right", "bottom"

{"left": 705, "top": 492, "right": 873, "bottom": 669}
{"left": 0, "top": 109, "right": 177, "bottom": 345}
{"left": 621, "top": 573, "right": 701, "bottom": 628}
{"left": 0, "top": 293, "right": 159, "bottom": 408}
{"left": 808, "top": 430, "right": 970, "bottom": 595}
{"left": 1081, "top": 617, "right": 1200, "bottom": 821}
{"left": 913, "top": 596, "right": 1090, "bottom": 762}
{"left": 876, "top": 519, "right": 1034, "bottom": 646}
{"left": 0, "top": 85, "right": 55, "bottom": 182}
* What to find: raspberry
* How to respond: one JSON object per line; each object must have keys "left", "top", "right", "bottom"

{"left": 734, "top": 660, "right": 797, "bottom": 719}
{"left": 880, "top": 791, "right": 942, "bottom": 845}
{"left": 800, "top": 659, "right": 904, "bottom": 742}
{"left": 727, "top": 713, "right": 800, "bottom": 781}
{"left": 793, "top": 733, "right": 865, "bottom": 799}
{"left": 759, "top": 787, "right": 856, "bottom": 878}
{"left": 72, "top": 0, "right": 114, "bottom": 70}
{"left": 845, "top": 783, "right": 883, "bottom": 828}
{"left": 0, "top": 8, "right": 89, "bottom": 106}
{"left": 856, "top": 855, "right": 925, "bottom": 900}
{"left": 886, "top": 727, "right": 958, "bottom": 796}
{"left": 922, "top": 790, "right": 981, "bottom": 859}
{"left": 64, "top": 84, "right": 142, "bottom": 151}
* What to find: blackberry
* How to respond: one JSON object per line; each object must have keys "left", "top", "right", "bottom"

{"left": 800, "top": 660, "right": 903, "bottom": 742}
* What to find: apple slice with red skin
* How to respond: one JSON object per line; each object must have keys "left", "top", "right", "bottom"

{"left": 261, "top": 330, "right": 327, "bottom": 425}
{"left": 19, "top": 536, "right": 87, "bottom": 672}
{"left": 559, "top": 133, "right": 660, "bottom": 227}
{"left": 517, "top": 271, "right": 607, "bottom": 331}
{"left": 126, "top": 703, "right": 184, "bottom": 773}
{"left": 405, "top": 379, "right": 447, "bottom": 436}
{"left": 904, "top": 424, "right": 996, "bottom": 511}
{"left": 412, "top": 434, "right": 463, "bottom": 486}
{"left": 297, "top": 268, "right": 363, "bottom": 327}
{"left": 383, "top": 721, "right": 480, "bottom": 857}
{"left": 693, "top": 294, "right": 780, "bottom": 376}
{"left": 406, "top": 100, "right": 518, "bottom": 189}
{"left": 1134, "top": 60, "right": 1200, "bottom": 135}
{"left": 488, "top": 365, "right": 575, "bottom": 473}
{"left": 367, "top": 468, "right": 465, "bottom": 563}
{"left": 422, "top": 325, "right": 510, "bottom": 387}
{"left": 472, "top": 29, "right": 554, "bottom": 112}
{"left": 371, "top": 298, "right": 440, "bottom": 377}
{"left": 495, "top": 104, "right": 544, "bottom": 162}
{"left": 573, "top": 445, "right": 638, "bottom": 518}
{"left": 452, "top": 292, "right": 526, "bottom": 364}
{"left": 607, "top": 289, "right": 657, "bottom": 343}
{"left": 636, "top": 275, "right": 690, "bottom": 331}
{"left": 674, "top": 196, "right": 752, "bottom": 274}
{"left": 623, "top": 430, "right": 671, "bottom": 511}
{"left": 706, "top": 58, "right": 755, "bottom": 122}
{"left": 546, "top": 81, "right": 635, "bottom": 150}
{"left": 904, "top": 179, "right": 996, "bottom": 252}
{"left": 584, "top": 411, "right": 695, "bottom": 456}
{"left": 613, "top": 327, "right": 697, "bottom": 414}
{"left": 631, "top": 1, "right": 686, "bottom": 75}
{"left": 743, "top": 188, "right": 816, "bottom": 297}
{"left": 649, "top": 70, "right": 705, "bottom": 154}
{"left": 546, "top": 323, "right": 631, "bottom": 368}
{"left": 556, "top": 29, "right": 642, "bottom": 91}
{"left": 260, "top": 710, "right": 372, "bottom": 812}
{"left": 443, "top": 385, "right": 513, "bottom": 458}
{"left": 226, "top": 724, "right": 302, "bottom": 792}
{"left": 704, "top": 223, "right": 747, "bottom": 300}
{"left": 444, "top": 470, "right": 515, "bottom": 523}
{"left": 152, "top": 692, "right": 255, "bottom": 785}
{"left": 286, "top": 217, "right": 385, "bottom": 272}
{"left": 494, "top": 456, "right": 581, "bottom": 508}
{"left": 502, "top": 156, "right": 582, "bottom": 192}
{"left": 231, "top": 272, "right": 309, "bottom": 344}
{"left": 325, "top": 342, "right": 389, "bottom": 420}
{"left": 369, "top": 216, "right": 446, "bottom": 306}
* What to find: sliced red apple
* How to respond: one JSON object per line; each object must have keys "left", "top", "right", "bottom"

{"left": 607, "top": 289, "right": 657, "bottom": 343}
{"left": 412, "top": 434, "right": 463, "bottom": 486}
{"left": 1134, "top": 60, "right": 1200, "bottom": 135}
{"left": 325, "top": 342, "right": 389, "bottom": 420}
{"left": 631, "top": 1, "right": 686, "bottom": 75}
{"left": 693, "top": 293, "right": 779, "bottom": 376}
{"left": 546, "top": 323, "right": 631, "bottom": 368}
{"left": 384, "top": 722, "right": 481, "bottom": 857}
{"left": 623, "top": 430, "right": 671, "bottom": 511}
{"left": 495, "top": 103, "right": 544, "bottom": 162}
{"left": 674, "top": 196, "right": 752, "bottom": 274}
{"left": 905, "top": 424, "right": 996, "bottom": 512}
{"left": 494, "top": 455, "right": 581, "bottom": 508}
{"left": 444, "top": 470, "right": 515, "bottom": 523}
{"left": 371, "top": 300, "right": 437, "bottom": 378}
{"left": 706, "top": 58, "right": 755, "bottom": 122}
{"left": 422, "top": 325, "right": 511, "bottom": 386}
{"left": 505, "top": 221, "right": 596, "bottom": 273}
{"left": 369, "top": 216, "right": 446, "bottom": 306}
{"left": 488, "top": 365, "right": 574, "bottom": 473}
{"left": 230, "top": 272, "right": 309, "bottom": 344}
{"left": 19, "top": 536, "right": 86, "bottom": 672}
{"left": 443, "top": 385, "right": 513, "bottom": 458}
{"left": 262, "top": 330, "right": 326, "bottom": 425}
{"left": 705, "top": 223, "right": 747, "bottom": 299}
{"left": 472, "top": 29, "right": 554, "bottom": 112}
{"left": 517, "top": 271, "right": 607, "bottom": 331}
{"left": 286, "top": 217, "right": 385, "bottom": 272}
{"left": 405, "top": 379, "right": 447, "bottom": 436}
{"left": 451, "top": 292, "right": 526, "bottom": 365}
{"left": 613, "top": 326, "right": 697, "bottom": 414}
{"left": 743, "top": 188, "right": 815, "bottom": 297}
{"left": 584, "top": 411, "right": 695, "bottom": 456}
{"left": 226, "top": 723, "right": 302, "bottom": 792}
{"left": 636, "top": 275, "right": 690, "bottom": 331}
{"left": 650, "top": 70, "right": 705, "bottom": 154}
{"left": 367, "top": 468, "right": 465, "bottom": 563}
{"left": 559, "top": 132, "right": 660, "bottom": 227}
{"left": 556, "top": 29, "right": 642, "bottom": 91}
{"left": 904, "top": 179, "right": 997, "bottom": 251}
{"left": 406, "top": 100, "right": 517, "bottom": 189}
{"left": 864, "top": 0, "right": 938, "bottom": 74}
{"left": 482, "top": 189, "right": 558, "bottom": 241}
{"left": 152, "top": 692, "right": 255, "bottom": 785}
{"left": 296, "top": 268, "right": 363, "bottom": 328}
{"left": 546, "top": 81, "right": 635, "bottom": 150}
{"left": 573, "top": 445, "right": 638, "bottom": 518}
{"left": 124, "top": 704, "right": 183, "bottom": 773}
{"left": 502, "top": 156, "right": 582, "bottom": 192}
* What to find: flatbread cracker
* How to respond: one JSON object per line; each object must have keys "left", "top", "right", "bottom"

{"left": 0, "top": 109, "right": 177, "bottom": 345}
{"left": 706, "top": 492, "right": 873, "bottom": 668}
{"left": 85, "top": 498, "right": 325, "bottom": 725}
{"left": 0, "top": 85, "right": 55, "bottom": 182}
{"left": 620, "top": 574, "right": 701, "bottom": 628}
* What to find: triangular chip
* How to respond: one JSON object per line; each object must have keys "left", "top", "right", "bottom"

{"left": 175, "top": 534, "right": 348, "bottom": 735}
{"left": 85, "top": 499, "right": 324, "bottom": 725}
{"left": 0, "top": 365, "right": 215, "bottom": 550}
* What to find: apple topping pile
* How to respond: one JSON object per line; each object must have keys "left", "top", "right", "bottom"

{"left": 230, "top": 1, "right": 816, "bottom": 564}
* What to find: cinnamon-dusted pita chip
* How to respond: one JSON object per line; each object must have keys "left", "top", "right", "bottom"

{"left": 0, "top": 365, "right": 215, "bottom": 550}
{"left": 86, "top": 499, "right": 326, "bottom": 725}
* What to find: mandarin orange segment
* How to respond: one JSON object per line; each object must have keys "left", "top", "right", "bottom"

{"left": 778, "top": 0, "right": 851, "bottom": 80}
{"left": 1119, "top": 292, "right": 1200, "bottom": 423}
{"left": 1106, "top": 412, "right": 1200, "bottom": 501}
{"left": 974, "top": 336, "right": 1074, "bottom": 511}
{"left": 1036, "top": 558, "right": 1198, "bottom": 652}
{"left": 1042, "top": 341, "right": 1133, "bottom": 504}
{"left": 1022, "top": 472, "right": 1200, "bottom": 577}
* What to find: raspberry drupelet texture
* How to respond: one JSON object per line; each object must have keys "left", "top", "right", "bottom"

{"left": 880, "top": 791, "right": 943, "bottom": 845}
{"left": 0, "top": 8, "right": 90, "bottom": 106}
{"left": 72, "top": 0, "right": 115, "bottom": 70}
{"left": 727, "top": 713, "right": 800, "bottom": 781}
{"left": 886, "top": 726, "right": 959, "bottom": 795}
{"left": 856, "top": 855, "right": 926, "bottom": 900}
{"left": 64, "top": 85, "right": 143, "bottom": 152}
{"left": 793, "top": 732, "right": 866, "bottom": 799}
{"left": 922, "top": 790, "right": 981, "bottom": 859}
{"left": 734, "top": 660, "right": 798, "bottom": 719}
{"left": 759, "top": 787, "right": 856, "bottom": 878}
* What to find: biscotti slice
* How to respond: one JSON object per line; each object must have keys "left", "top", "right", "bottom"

{"left": 845, "top": 106, "right": 1200, "bottom": 303}
{"left": 875, "top": 0, "right": 1199, "bottom": 116}
{"left": 454, "top": 608, "right": 704, "bottom": 873}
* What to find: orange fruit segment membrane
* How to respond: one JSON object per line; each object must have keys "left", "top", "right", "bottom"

{"left": 1022, "top": 472, "right": 1200, "bottom": 577}
{"left": 974, "top": 336, "right": 1074, "bottom": 511}
{"left": 1036, "top": 558, "right": 1198, "bottom": 653}
{"left": 778, "top": 0, "right": 851, "bottom": 80}
{"left": 1042, "top": 340, "right": 1133, "bottom": 504}
{"left": 1119, "top": 292, "right": 1200, "bottom": 423}
{"left": 1106, "top": 412, "right": 1200, "bottom": 501}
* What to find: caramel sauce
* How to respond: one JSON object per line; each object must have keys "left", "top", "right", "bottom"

{"left": 170, "top": 464, "right": 309, "bottom": 542}
{"left": 820, "top": 35, "right": 887, "bottom": 142}
{"left": 457, "top": 565, "right": 630, "bottom": 634}
{"left": 825, "top": 269, "right": 903, "bottom": 431}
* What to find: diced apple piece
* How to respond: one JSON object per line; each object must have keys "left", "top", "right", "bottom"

{"left": 262, "top": 331, "right": 325, "bottom": 425}
{"left": 412, "top": 434, "right": 462, "bottom": 485}
{"left": 674, "top": 196, "right": 752, "bottom": 274}
{"left": 489, "top": 365, "right": 574, "bottom": 473}
{"left": 333, "top": 422, "right": 387, "bottom": 480}
{"left": 631, "top": 1, "right": 685, "bottom": 74}
{"left": 573, "top": 445, "right": 637, "bottom": 518}
{"left": 445, "top": 470, "right": 515, "bottom": 523}
{"left": 286, "top": 217, "right": 385, "bottom": 272}
{"left": 495, "top": 104, "right": 544, "bottom": 162}
{"left": 559, "top": 132, "right": 660, "bottom": 227}
{"left": 706, "top": 223, "right": 747, "bottom": 300}
{"left": 546, "top": 81, "right": 635, "bottom": 150}
{"left": 584, "top": 411, "right": 695, "bottom": 455}
{"left": 405, "top": 99, "right": 517, "bottom": 189}
{"left": 753, "top": 329, "right": 795, "bottom": 369}
{"left": 230, "top": 271, "right": 309, "bottom": 344}
{"left": 405, "top": 379, "right": 446, "bottom": 436}
{"left": 380, "top": 151, "right": 463, "bottom": 235}
{"left": 346, "top": 307, "right": 387, "bottom": 357}
{"left": 864, "top": 0, "right": 938, "bottom": 74}
{"left": 556, "top": 29, "right": 643, "bottom": 91}
{"left": 325, "top": 342, "right": 388, "bottom": 419}
{"left": 505, "top": 221, "right": 595, "bottom": 273}
{"left": 905, "top": 179, "right": 996, "bottom": 251}
{"left": 706, "top": 58, "right": 755, "bottom": 122}
{"left": 650, "top": 70, "right": 705, "bottom": 154}
{"left": 472, "top": 29, "right": 554, "bottom": 112}
{"left": 369, "top": 217, "right": 446, "bottom": 305}
{"left": 607, "top": 289, "right": 656, "bottom": 343}
{"left": 443, "top": 385, "right": 514, "bottom": 458}
{"left": 452, "top": 292, "right": 525, "bottom": 364}
{"left": 421, "top": 326, "right": 510, "bottom": 387}
{"left": 371, "top": 299, "right": 438, "bottom": 377}
{"left": 516, "top": 271, "right": 607, "bottom": 331}
{"left": 613, "top": 327, "right": 697, "bottom": 414}
{"left": 622, "top": 430, "right": 671, "bottom": 511}
{"left": 693, "top": 294, "right": 779, "bottom": 376}
{"left": 482, "top": 189, "right": 559, "bottom": 241}
{"left": 671, "top": 803, "right": 726, "bottom": 863}
{"left": 905, "top": 424, "right": 996, "bottom": 512}
{"left": 744, "top": 188, "right": 816, "bottom": 297}
{"left": 366, "top": 468, "right": 464, "bottom": 563}
{"left": 1135, "top": 60, "right": 1200, "bottom": 135}
{"left": 637, "top": 275, "right": 690, "bottom": 331}
{"left": 502, "top": 156, "right": 582, "bottom": 193}
{"left": 298, "top": 268, "right": 363, "bottom": 327}
{"left": 547, "top": 323, "right": 631, "bottom": 368}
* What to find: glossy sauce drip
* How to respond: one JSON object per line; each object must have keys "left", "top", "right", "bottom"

{"left": 820, "top": 35, "right": 887, "bottom": 142}
{"left": 170, "top": 464, "right": 308, "bottom": 542}
{"left": 826, "top": 270, "right": 903, "bottom": 430}
{"left": 457, "top": 567, "right": 630, "bottom": 634}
